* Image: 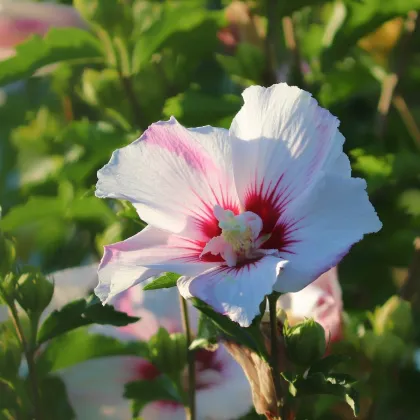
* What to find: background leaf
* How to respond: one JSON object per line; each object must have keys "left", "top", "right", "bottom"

{"left": 0, "top": 28, "right": 103, "bottom": 86}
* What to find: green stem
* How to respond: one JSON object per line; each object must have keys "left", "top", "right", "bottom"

{"left": 8, "top": 305, "right": 43, "bottom": 420}
{"left": 118, "top": 71, "right": 145, "bottom": 130}
{"left": 268, "top": 293, "right": 284, "bottom": 418}
{"left": 179, "top": 295, "right": 196, "bottom": 420}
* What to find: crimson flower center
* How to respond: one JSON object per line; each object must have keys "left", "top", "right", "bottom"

{"left": 200, "top": 205, "right": 271, "bottom": 267}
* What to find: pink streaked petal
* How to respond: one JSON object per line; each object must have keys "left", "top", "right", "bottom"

{"left": 230, "top": 83, "right": 348, "bottom": 222}
{"left": 113, "top": 286, "right": 190, "bottom": 341}
{"left": 279, "top": 268, "right": 343, "bottom": 342}
{"left": 194, "top": 346, "right": 252, "bottom": 419}
{"left": 0, "top": 2, "right": 87, "bottom": 49}
{"left": 59, "top": 357, "right": 132, "bottom": 420}
{"left": 273, "top": 174, "right": 381, "bottom": 294}
{"left": 96, "top": 226, "right": 220, "bottom": 304}
{"left": 178, "top": 256, "right": 288, "bottom": 327}
{"left": 96, "top": 118, "right": 240, "bottom": 241}
{"left": 311, "top": 267, "right": 343, "bottom": 342}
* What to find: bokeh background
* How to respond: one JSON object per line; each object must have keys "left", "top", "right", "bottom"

{"left": 1, "top": 0, "right": 420, "bottom": 419}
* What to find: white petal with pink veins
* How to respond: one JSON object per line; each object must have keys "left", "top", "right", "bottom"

{"left": 96, "top": 225, "right": 219, "bottom": 304}
{"left": 274, "top": 175, "right": 382, "bottom": 293}
{"left": 96, "top": 118, "right": 240, "bottom": 241}
{"left": 230, "top": 83, "right": 347, "bottom": 212}
{"left": 59, "top": 357, "right": 133, "bottom": 420}
{"left": 178, "top": 256, "right": 288, "bottom": 327}
{"left": 279, "top": 267, "right": 343, "bottom": 341}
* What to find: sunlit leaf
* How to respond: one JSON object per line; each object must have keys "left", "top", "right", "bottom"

{"left": 0, "top": 28, "right": 103, "bottom": 86}
{"left": 37, "top": 295, "right": 139, "bottom": 344}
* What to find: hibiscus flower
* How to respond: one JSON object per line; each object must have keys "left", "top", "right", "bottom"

{"left": 0, "top": 265, "right": 253, "bottom": 419}
{"left": 279, "top": 266, "right": 343, "bottom": 342}
{"left": 53, "top": 267, "right": 253, "bottom": 420}
{"left": 0, "top": 0, "right": 86, "bottom": 60}
{"left": 95, "top": 83, "right": 381, "bottom": 326}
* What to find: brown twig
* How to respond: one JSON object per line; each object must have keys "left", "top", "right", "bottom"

{"left": 282, "top": 16, "right": 304, "bottom": 88}
{"left": 392, "top": 94, "right": 420, "bottom": 150}
{"left": 375, "top": 11, "right": 418, "bottom": 138}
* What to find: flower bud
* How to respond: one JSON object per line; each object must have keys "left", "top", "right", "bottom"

{"left": 283, "top": 318, "right": 326, "bottom": 366}
{"left": 372, "top": 296, "right": 413, "bottom": 340}
{"left": 15, "top": 271, "right": 54, "bottom": 315}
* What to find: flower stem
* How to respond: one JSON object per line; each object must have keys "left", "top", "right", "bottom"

{"left": 268, "top": 292, "right": 284, "bottom": 418}
{"left": 179, "top": 294, "right": 196, "bottom": 420}
{"left": 8, "top": 304, "right": 43, "bottom": 420}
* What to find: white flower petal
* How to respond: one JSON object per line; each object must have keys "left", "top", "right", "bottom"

{"left": 178, "top": 256, "right": 288, "bottom": 327}
{"left": 230, "top": 83, "right": 348, "bottom": 212}
{"left": 58, "top": 357, "right": 132, "bottom": 420}
{"left": 47, "top": 264, "right": 98, "bottom": 309}
{"left": 96, "top": 226, "right": 219, "bottom": 304}
{"left": 96, "top": 118, "right": 239, "bottom": 240}
{"left": 195, "top": 346, "right": 252, "bottom": 419}
{"left": 274, "top": 175, "right": 382, "bottom": 293}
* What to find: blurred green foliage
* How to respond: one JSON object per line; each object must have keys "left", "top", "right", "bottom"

{"left": 1, "top": 0, "right": 420, "bottom": 418}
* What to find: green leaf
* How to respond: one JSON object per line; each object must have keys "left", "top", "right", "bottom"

{"left": 322, "top": 0, "right": 420, "bottom": 68}
{"left": 0, "top": 197, "right": 64, "bottom": 232}
{"left": 36, "top": 327, "right": 148, "bottom": 375}
{"left": 351, "top": 149, "right": 393, "bottom": 193}
{"left": 399, "top": 189, "right": 420, "bottom": 217}
{"left": 291, "top": 372, "right": 360, "bottom": 416}
{"left": 216, "top": 43, "right": 265, "bottom": 85}
{"left": 74, "top": 0, "right": 133, "bottom": 38}
{"left": 0, "top": 230, "right": 16, "bottom": 276}
{"left": 189, "top": 311, "right": 220, "bottom": 351}
{"left": 66, "top": 196, "right": 116, "bottom": 225}
{"left": 163, "top": 90, "right": 241, "bottom": 127}
{"left": 308, "top": 354, "right": 349, "bottom": 376}
{"left": 278, "top": 0, "right": 328, "bottom": 17}
{"left": 0, "top": 327, "right": 21, "bottom": 380}
{"left": 80, "top": 68, "right": 132, "bottom": 121}
{"left": 124, "top": 376, "right": 183, "bottom": 416}
{"left": 0, "top": 379, "right": 17, "bottom": 410}
{"left": 40, "top": 376, "right": 75, "bottom": 420}
{"left": 132, "top": 4, "right": 206, "bottom": 72}
{"left": 37, "top": 295, "right": 139, "bottom": 344}
{"left": 0, "top": 28, "right": 103, "bottom": 87}
{"left": 148, "top": 328, "right": 187, "bottom": 382}
{"left": 143, "top": 273, "right": 180, "bottom": 291}
{"left": 191, "top": 298, "right": 268, "bottom": 360}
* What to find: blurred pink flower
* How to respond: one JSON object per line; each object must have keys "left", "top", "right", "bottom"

{"left": 279, "top": 267, "right": 343, "bottom": 342}
{"left": 95, "top": 83, "right": 381, "bottom": 327}
{"left": 46, "top": 266, "right": 252, "bottom": 420}
{"left": 0, "top": 0, "right": 86, "bottom": 59}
